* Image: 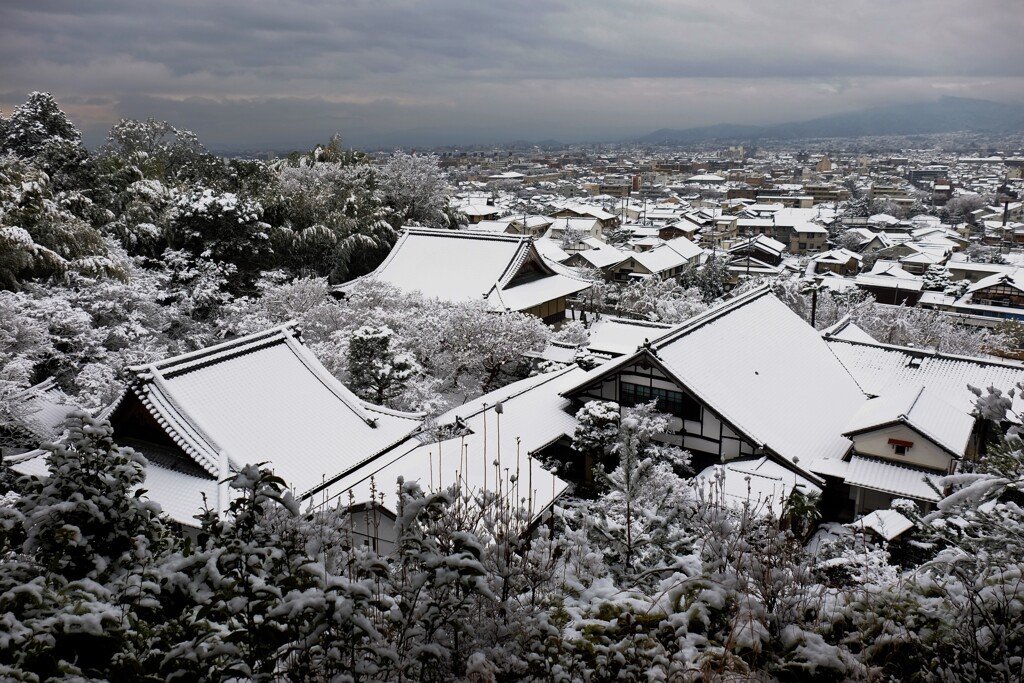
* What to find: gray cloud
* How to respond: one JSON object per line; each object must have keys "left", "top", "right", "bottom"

{"left": 2, "top": 0, "right": 1022, "bottom": 149}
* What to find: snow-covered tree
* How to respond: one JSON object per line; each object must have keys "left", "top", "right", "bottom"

{"left": 101, "top": 117, "right": 212, "bottom": 183}
{"left": 270, "top": 156, "right": 397, "bottom": 281}
{"left": 378, "top": 151, "right": 451, "bottom": 227}
{"left": 853, "top": 303, "right": 1009, "bottom": 356}
{"left": 922, "top": 264, "right": 953, "bottom": 291}
{"left": 572, "top": 400, "right": 621, "bottom": 484}
{"left": 680, "top": 254, "right": 729, "bottom": 303}
{"left": 551, "top": 319, "right": 589, "bottom": 347}
{"left": 347, "top": 325, "right": 417, "bottom": 406}
{"left": 3, "top": 92, "right": 81, "bottom": 159}
{"left": 585, "top": 402, "right": 693, "bottom": 579}
{"left": 968, "top": 241, "right": 1006, "bottom": 264}
{"left": 168, "top": 187, "right": 279, "bottom": 291}
{"left": 0, "top": 154, "right": 123, "bottom": 289}
{"left": 772, "top": 275, "right": 880, "bottom": 330}
{"left": 15, "top": 412, "right": 172, "bottom": 582}
{"left": 616, "top": 276, "right": 708, "bottom": 323}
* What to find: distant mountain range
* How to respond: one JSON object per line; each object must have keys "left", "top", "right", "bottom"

{"left": 638, "top": 97, "right": 1024, "bottom": 144}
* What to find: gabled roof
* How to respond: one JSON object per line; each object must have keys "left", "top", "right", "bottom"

{"left": 569, "top": 245, "right": 628, "bottom": 270}
{"left": 553, "top": 203, "right": 616, "bottom": 221}
{"left": 663, "top": 236, "right": 705, "bottom": 260}
{"left": 725, "top": 256, "right": 782, "bottom": 275}
{"left": 564, "top": 287, "right": 868, "bottom": 480}
{"left": 630, "top": 242, "right": 690, "bottom": 273}
{"left": 966, "top": 270, "right": 1024, "bottom": 295}
{"left": 852, "top": 509, "right": 914, "bottom": 540}
{"left": 728, "top": 235, "right": 786, "bottom": 258}
{"left": 812, "top": 248, "right": 862, "bottom": 264}
{"left": 548, "top": 217, "right": 602, "bottom": 233}
{"left": 344, "top": 228, "right": 590, "bottom": 312}
{"left": 353, "top": 228, "right": 530, "bottom": 302}
{"left": 824, "top": 335, "right": 1024, "bottom": 417}
{"left": 842, "top": 386, "right": 974, "bottom": 457}
{"left": 120, "top": 323, "right": 423, "bottom": 500}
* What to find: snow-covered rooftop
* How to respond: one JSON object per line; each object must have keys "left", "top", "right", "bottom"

{"left": 121, "top": 324, "right": 423, "bottom": 501}
{"left": 344, "top": 228, "right": 590, "bottom": 312}
{"left": 694, "top": 457, "right": 823, "bottom": 514}
{"left": 842, "top": 386, "right": 974, "bottom": 457}
{"left": 569, "top": 245, "right": 628, "bottom": 270}
{"left": 845, "top": 455, "right": 942, "bottom": 502}
{"left": 586, "top": 317, "right": 674, "bottom": 357}
{"left": 308, "top": 366, "right": 583, "bottom": 518}
{"left": 825, "top": 336, "right": 1024, "bottom": 417}
{"left": 852, "top": 508, "right": 914, "bottom": 540}
{"left": 565, "top": 287, "right": 868, "bottom": 481}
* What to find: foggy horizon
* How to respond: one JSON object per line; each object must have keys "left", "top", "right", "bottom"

{"left": 3, "top": 0, "right": 1022, "bottom": 150}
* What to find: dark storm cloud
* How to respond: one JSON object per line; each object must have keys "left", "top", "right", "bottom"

{"left": 2, "top": 0, "right": 1022, "bottom": 148}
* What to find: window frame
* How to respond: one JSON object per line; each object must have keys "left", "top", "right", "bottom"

{"left": 619, "top": 380, "right": 701, "bottom": 422}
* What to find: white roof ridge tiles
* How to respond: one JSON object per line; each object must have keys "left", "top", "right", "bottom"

{"left": 496, "top": 239, "right": 535, "bottom": 289}
{"left": 137, "top": 373, "right": 224, "bottom": 475}
{"left": 129, "top": 322, "right": 296, "bottom": 375}
{"left": 903, "top": 385, "right": 926, "bottom": 418}
{"left": 406, "top": 226, "right": 527, "bottom": 243}
{"left": 827, "top": 336, "right": 1024, "bottom": 370}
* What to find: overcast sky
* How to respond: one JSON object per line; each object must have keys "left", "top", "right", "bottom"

{"left": 2, "top": 0, "right": 1022, "bottom": 150}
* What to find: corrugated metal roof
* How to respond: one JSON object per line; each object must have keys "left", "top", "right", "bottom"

{"left": 826, "top": 337, "right": 1024, "bottom": 416}
{"left": 842, "top": 386, "right": 975, "bottom": 456}
{"left": 846, "top": 455, "right": 942, "bottom": 501}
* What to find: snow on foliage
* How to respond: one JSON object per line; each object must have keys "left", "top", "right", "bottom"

{"left": 4, "top": 92, "right": 1024, "bottom": 681}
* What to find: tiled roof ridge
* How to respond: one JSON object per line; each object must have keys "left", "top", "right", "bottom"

{"left": 496, "top": 239, "right": 534, "bottom": 290}
{"left": 825, "top": 335, "right": 1024, "bottom": 369}
{"left": 131, "top": 377, "right": 221, "bottom": 476}
{"left": 281, "top": 332, "right": 422, "bottom": 427}
{"left": 406, "top": 226, "right": 527, "bottom": 243}
{"left": 278, "top": 332, "right": 378, "bottom": 429}
{"left": 130, "top": 323, "right": 295, "bottom": 376}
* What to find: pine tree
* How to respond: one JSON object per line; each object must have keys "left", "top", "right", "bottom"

{"left": 347, "top": 325, "right": 416, "bottom": 405}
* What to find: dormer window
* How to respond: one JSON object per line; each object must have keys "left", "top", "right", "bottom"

{"left": 888, "top": 438, "right": 913, "bottom": 455}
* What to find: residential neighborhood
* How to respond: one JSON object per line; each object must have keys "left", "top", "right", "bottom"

{"left": 3, "top": 77, "right": 1024, "bottom": 678}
